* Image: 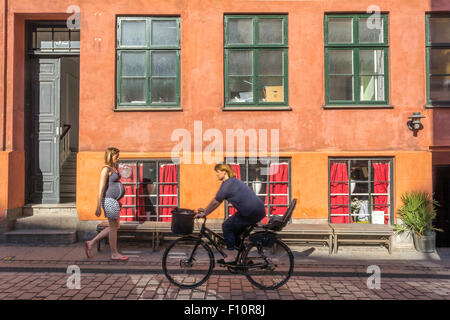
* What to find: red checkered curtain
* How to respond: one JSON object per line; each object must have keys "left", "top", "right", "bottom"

{"left": 227, "top": 164, "right": 241, "bottom": 216}
{"left": 119, "top": 164, "right": 137, "bottom": 222}
{"left": 159, "top": 164, "right": 178, "bottom": 222}
{"left": 373, "top": 162, "right": 390, "bottom": 224}
{"left": 330, "top": 162, "right": 349, "bottom": 224}
{"left": 263, "top": 163, "right": 288, "bottom": 223}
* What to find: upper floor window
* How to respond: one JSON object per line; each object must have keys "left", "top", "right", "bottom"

{"left": 116, "top": 17, "right": 181, "bottom": 109}
{"left": 325, "top": 14, "right": 389, "bottom": 106}
{"left": 224, "top": 15, "right": 288, "bottom": 108}
{"left": 426, "top": 14, "right": 450, "bottom": 105}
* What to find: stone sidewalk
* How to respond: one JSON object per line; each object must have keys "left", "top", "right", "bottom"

{"left": 0, "top": 240, "right": 449, "bottom": 276}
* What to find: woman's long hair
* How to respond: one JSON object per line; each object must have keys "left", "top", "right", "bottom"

{"left": 104, "top": 147, "right": 120, "bottom": 167}
{"left": 214, "top": 163, "right": 236, "bottom": 178}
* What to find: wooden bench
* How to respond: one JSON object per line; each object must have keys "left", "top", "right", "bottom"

{"left": 96, "top": 221, "right": 172, "bottom": 252}
{"left": 330, "top": 223, "right": 393, "bottom": 254}
{"left": 277, "top": 223, "right": 334, "bottom": 255}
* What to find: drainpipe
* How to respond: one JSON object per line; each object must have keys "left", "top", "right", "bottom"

{"left": 1, "top": 0, "right": 7, "bottom": 151}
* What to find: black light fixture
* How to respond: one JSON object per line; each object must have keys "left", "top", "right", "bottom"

{"left": 407, "top": 112, "right": 425, "bottom": 137}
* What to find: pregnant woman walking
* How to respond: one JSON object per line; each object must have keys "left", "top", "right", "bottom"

{"left": 84, "top": 147, "right": 129, "bottom": 261}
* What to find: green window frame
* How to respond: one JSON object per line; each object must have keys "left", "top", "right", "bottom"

{"left": 324, "top": 14, "right": 389, "bottom": 106}
{"left": 224, "top": 15, "right": 289, "bottom": 108}
{"left": 426, "top": 14, "right": 450, "bottom": 106}
{"left": 116, "top": 17, "right": 181, "bottom": 109}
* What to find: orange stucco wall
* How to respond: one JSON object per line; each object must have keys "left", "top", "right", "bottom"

{"left": 0, "top": 0, "right": 445, "bottom": 222}
{"left": 77, "top": 151, "right": 432, "bottom": 222}
{"left": 0, "top": 151, "right": 24, "bottom": 221}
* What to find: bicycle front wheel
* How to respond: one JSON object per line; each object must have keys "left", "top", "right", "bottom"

{"left": 162, "top": 236, "right": 214, "bottom": 289}
{"left": 242, "top": 239, "right": 294, "bottom": 290}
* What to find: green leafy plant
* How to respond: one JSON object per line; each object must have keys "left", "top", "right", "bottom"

{"left": 393, "top": 191, "right": 443, "bottom": 237}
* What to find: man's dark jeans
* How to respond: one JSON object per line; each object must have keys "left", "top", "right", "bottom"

{"left": 222, "top": 213, "right": 262, "bottom": 250}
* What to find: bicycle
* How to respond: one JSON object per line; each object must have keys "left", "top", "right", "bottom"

{"left": 162, "top": 199, "right": 297, "bottom": 290}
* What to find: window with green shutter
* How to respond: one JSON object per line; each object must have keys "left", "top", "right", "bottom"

{"left": 324, "top": 14, "right": 389, "bottom": 106}
{"left": 116, "top": 17, "right": 181, "bottom": 109}
{"left": 426, "top": 14, "right": 450, "bottom": 106}
{"left": 224, "top": 15, "right": 288, "bottom": 108}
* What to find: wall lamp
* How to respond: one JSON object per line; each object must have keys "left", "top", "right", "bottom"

{"left": 407, "top": 112, "right": 425, "bottom": 137}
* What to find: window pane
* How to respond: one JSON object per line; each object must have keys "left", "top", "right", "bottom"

{"left": 152, "top": 52, "right": 177, "bottom": 77}
{"left": 228, "top": 18, "right": 253, "bottom": 44}
{"left": 328, "top": 18, "right": 353, "bottom": 43}
{"left": 350, "top": 182, "right": 369, "bottom": 194}
{"left": 258, "top": 19, "right": 283, "bottom": 44}
{"left": 122, "top": 52, "right": 147, "bottom": 77}
{"left": 228, "top": 77, "right": 253, "bottom": 102}
{"left": 430, "top": 49, "right": 450, "bottom": 74}
{"left": 152, "top": 20, "right": 178, "bottom": 46}
{"left": 350, "top": 160, "right": 369, "bottom": 180}
{"left": 359, "top": 17, "right": 384, "bottom": 43}
{"left": 70, "top": 31, "right": 80, "bottom": 48}
{"left": 328, "top": 50, "right": 353, "bottom": 74}
{"left": 429, "top": 17, "right": 450, "bottom": 43}
{"left": 329, "top": 75, "right": 353, "bottom": 100}
{"left": 228, "top": 51, "right": 253, "bottom": 75}
{"left": 360, "top": 76, "right": 385, "bottom": 101}
{"left": 430, "top": 76, "right": 450, "bottom": 101}
{"left": 259, "top": 50, "right": 283, "bottom": 75}
{"left": 36, "top": 31, "right": 53, "bottom": 49}
{"left": 360, "top": 50, "right": 384, "bottom": 75}
{"left": 260, "top": 77, "right": 284, "bottom": 103}
{"left": 120, "top": 79, "right": 146, "bottom": 103}
{"left": 121, "top": 20, "right": 147, "bottom": 47}
{"left": 54, "top": 31, "right": 70, "bottom": 48}
{"left": 151, "top": 78, "right": 176, "bottom": 103}
{"left": 351, "top": 195, "right": 369, "bottom": 223}
{"left": 142, "top": 162, "right": 157, "bottom": 185}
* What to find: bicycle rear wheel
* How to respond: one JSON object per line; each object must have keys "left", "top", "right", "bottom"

{"left": 242, "top": 239, "right": 294, "bottom": 290}
{"left": 162, "top": 236, "right": 214, "bottom": 289}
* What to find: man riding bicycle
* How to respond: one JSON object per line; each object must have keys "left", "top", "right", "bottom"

{"left": 195, "top": 163, "right": 266, "bottom": 264}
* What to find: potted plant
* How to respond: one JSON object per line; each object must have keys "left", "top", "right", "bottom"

{"left": 393, "top": 191, "right": 443, "bottom": 253}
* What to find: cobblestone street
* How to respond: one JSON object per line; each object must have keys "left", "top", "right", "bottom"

{"left": 0, "top": 270, "right": 449, "bottom": 301}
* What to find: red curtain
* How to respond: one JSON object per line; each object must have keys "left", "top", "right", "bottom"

{"left": 159, "top": 164, "right": 178, "bottom": 222}
{"left": 373, "top": 162, "right": 389, "bottom": 224}
{"left": 263, "top": 163, "right": 288, "bottom": 223}
{"left": 137, "top": 165, "right": 147, "bottom": 222}
{"left": 330, "top": 162, "right": 349, "bottom": 224}
{"left": 119, "top": 164, "right": 137, "bottom": 222}
{"left": 228, "top": 164, "right": 241, "bottom": 216}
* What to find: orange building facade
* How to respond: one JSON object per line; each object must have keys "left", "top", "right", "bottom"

{"left": 0, "top": 0, "right": 449, "bottom": 246}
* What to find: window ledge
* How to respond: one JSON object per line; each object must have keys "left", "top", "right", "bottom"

{"left": 425, "top": 104, "right": 450, "bottom": 109}
{"left": 222, "top": 106, "right": 292, "bottom": 111}
{"left": 323, "top": 105, "right": 393, "bottom": 110}
{"left": 113, "top": 107, "right": 183, "bottom": 112}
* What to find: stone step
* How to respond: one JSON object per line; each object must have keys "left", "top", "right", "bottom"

{"left": 62, "top": 161, "right": 76, "bottom": 169}
{"left": 61, "top": 168, "right": 76, "bottom": 176}
{"left": 5, "top": 229, "right": 77, "bottom": 245}
{"left": 21, "top": 205, "right": 78, "bottom": 229}
{"left": 60, "top": 183, "right": 76, "bottom": 193}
